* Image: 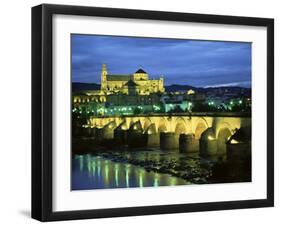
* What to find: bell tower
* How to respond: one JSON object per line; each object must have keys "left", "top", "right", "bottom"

{"left": 159, "top": 75, "right": 165, "bottom": 93}
{"left": 101, "top": 64, "right": 107, "bottom": 91}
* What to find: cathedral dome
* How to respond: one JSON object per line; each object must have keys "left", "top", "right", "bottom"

{"left": 135, "top": 68, "right": 147, "bottom": 74}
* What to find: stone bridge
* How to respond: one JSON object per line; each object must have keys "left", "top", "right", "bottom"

{"left": 83, "top": 113, "right": 251, "bottom": 157}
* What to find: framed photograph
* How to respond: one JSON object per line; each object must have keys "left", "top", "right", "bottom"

{"left": 32, "top": 4, "right": 274, "bottom": 221}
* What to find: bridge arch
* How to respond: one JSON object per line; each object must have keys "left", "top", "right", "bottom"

{"left": 217, "top": 126, "right": 232, "bottom": 155}
{"left": 214, "top": 118, "right": 240, "bottom": 136}
{"left": 175, "top": 123, "right": 186, "bottom": 135}
{"left": 142, "top": 117, "right": 153, "bottom": 132}
{"left": 128, "top": 118, "right": 139, "bottom": 129}
{"left": 104, "top": 120, "right": 117, "bottom": 129}
{"left": 174, "top": 117, "right": 189, "bottom": 135}
{"left": 129, "top": 120, "right": 143, "bottom": 132}
{"left": 157, "top": 117, "right": 168, "bottom": 133}
{"left": 117, "top": 121, "right": 128, "bottom": 130}
{"left": 113, "top": 117, "right": 124, "bottom": 128}
{"left": 194, "top": 117, "right": 209, "bottom": 139}
{"left": 93, "top": 118, "right": 105, "bottom": 128}
{"left": 145, "top": 123, "right": 157, "bottom": 134}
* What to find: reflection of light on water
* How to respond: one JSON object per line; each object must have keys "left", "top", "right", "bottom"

{"left": 139, "top": 171, "right": 144, "bottom": 187}
{"left": 104, "top": 160, "right": 109, "bottom": 185}
{"left": 79, "top": 156, "right": 83, "bottom": 172}
{"left": 97, "top": 160, "right": 101, "bottom": 178}
{"left": 230, "top": 139, "right": 239, "bottom": 144}
{"left": 153, "top": 173, "right": 160, "bottom": 187}
{"left": 73, "top": 154, "right": 194, "bottom": 190}
{"left": 125, "top": 164, "right": 130, "bottom": 188}
{"left": 85, "top": 154, "right": 91, "bottom": 173}
{"left": 74, "top": 155, "right": 81, "bottom": 160}
{"left": 154, "top": 178, "right": 159, "bottom": 187}
{"left": 169, "top": 177, "right": 177, "bottom": 186}
{"left": 87, "top": 160, "right": 91, "bottom": 175}
{"left": 115, "top": 164, "right": 119, "bottom": 187}
{"left": 92, "top": 162, "right": 96, "bottom": 176}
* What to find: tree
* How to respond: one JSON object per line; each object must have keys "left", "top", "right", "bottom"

{"left": 168, "top": 105, "right": 184, "bottom": 113}
{"left": 192, "top": 102, "right": 219, "bottom": 112}
{"left": 133, "top": 107, "right": 142, "bottom": 115}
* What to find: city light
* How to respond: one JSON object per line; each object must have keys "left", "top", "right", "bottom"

{"left": 121, "top": 125, "right": 127, "bottom": 130}
{"left": 230, "top": 139, "right": 239, "bottom": 144}
{"left": 147, "top": 129, "right": 152, "bottom": 134}
{"left": 153, "top": 105, "right": 161, "bottom": 111}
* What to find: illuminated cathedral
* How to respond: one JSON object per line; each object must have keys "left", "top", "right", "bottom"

{"left": 100, "top": 64, "right": 165, "bottom": 95}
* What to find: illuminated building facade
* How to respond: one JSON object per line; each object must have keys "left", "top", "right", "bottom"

{"left": 101, "top": 64, "right": 165, "bottom": 95}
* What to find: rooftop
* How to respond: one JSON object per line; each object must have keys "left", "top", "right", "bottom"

{"left": 135, "top": 68, "right": 147, "bottom": 74}
{"left": 107, "top": 74, "right": 133, "bottom": 81}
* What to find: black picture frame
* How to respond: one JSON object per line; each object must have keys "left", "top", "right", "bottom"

{"left": 32, "top": 3, "right": 274, "bottom": 222}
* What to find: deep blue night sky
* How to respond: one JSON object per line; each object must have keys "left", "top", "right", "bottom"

{"left": 72, "top": 34, "right": 251, "bottom": 88}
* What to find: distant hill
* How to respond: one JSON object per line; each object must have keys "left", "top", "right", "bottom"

{"left": 72, "top": 82, "right": 100, "bottom": 92}
{"left": 165, "top": 84, "right": 251, "bottom": 94}
{"left": 72, "top": 82, "right": 251, "bottom": 95}
{"left": 202, "top": 86, "right": 251, "bottom": 94}
{"left": 164, "top": 84, "right": 196, "bottom": 92}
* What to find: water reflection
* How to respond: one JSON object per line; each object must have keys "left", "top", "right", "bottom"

{"left": 72, "top": 154, "right": 189, "bottom": 190}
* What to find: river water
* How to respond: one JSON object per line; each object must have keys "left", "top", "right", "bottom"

{"left": 72, "top": 154, "right": 191, "bottom": 190}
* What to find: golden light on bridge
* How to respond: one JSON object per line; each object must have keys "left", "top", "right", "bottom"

{"left": 208, "top": 135, "right": 215, "bottom": 141}
{"left": 230, "top": 139, "right": 239, "bottom": 144}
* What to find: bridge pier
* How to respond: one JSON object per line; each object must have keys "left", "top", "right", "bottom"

{"left": 127, "top": 121, "right": 146, "bottom": 148}
{"left": 82, "top": 127, "right": 93, "bottom": 137}
{"left": 226, "top": 127, "right": 251, "bottom": 160}
{"left": 89, "top": 127, "right": 96, "bottom": 137}
{"left": 179, "top": 134, "right": 199, "bottom": 153}
{"left": 144, "top": 133, "right": 160, "bottom": 147}
{"left": 103, "top": 127, "right": 115, "bottom": 140}
{"left": 226, "top": 142, "right": 251, "bottom": 160}
{"left": 199, "top": 128, "right": 218, "bottom": 156}
{"left": 95, "top": 128, "right": 103, "bottom": 140}
{"left": 127, "top": 131, "right": 146, "bottom": 148}
{"left": 143, "top": 124, "right": 160, "bottom": 147}
{"left": 114, "top": 128, "right": 128, "bottom": 145}
{"left": 160, "top": 132, "right": 179, "bottom": 151}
